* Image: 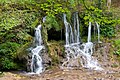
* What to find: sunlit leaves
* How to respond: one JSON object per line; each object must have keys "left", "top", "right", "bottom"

{"left": 40, "top": 0, "right": 68, "bottom": 16}
{"left": 0, "top": 12, "right": 21, "bottom": 30}
{"left": 83, "top": 6, "right": 103, "bottom": 24}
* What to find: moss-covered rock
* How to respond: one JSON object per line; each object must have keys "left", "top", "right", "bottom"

{"left": 47, "top": 40, "right": 65, "bottom": 66}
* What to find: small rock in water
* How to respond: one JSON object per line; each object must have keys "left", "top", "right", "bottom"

{"left": 94, "top": 77, "right": 104, "bottom": 80}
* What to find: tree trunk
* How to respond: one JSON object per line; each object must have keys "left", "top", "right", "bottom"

{"left": 107, "top": 0, "right": 111, "bottom": 11}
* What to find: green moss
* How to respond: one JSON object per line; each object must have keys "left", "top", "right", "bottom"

{"left": 47, "top": 40, "right": 65, "bottom": 65}
{"left": 111, "top": 63, "right": 119, "bottom": 68}
{"left": 114, "top": 39, "right": 120, "bottom": 48}
{"left": 42, "top": 24, "right": 48, "bottom": 45}
{"left": 16, "top": 42, "right": 32, "bottom": 60}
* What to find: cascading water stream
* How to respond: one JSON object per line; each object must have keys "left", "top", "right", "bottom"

{"left": 63, "top": 14, "right": 69, "bottom": 45}
{"left": 87, "top": 22, "right": 92, "bottom": 42}
{"left": 62, "top": 13, "right": 103, "bottom": 70}
{"left": 73, "top": 12, "right": 80, "bottom": 43}
{"left": 43, "top": 16, "right": 46, "bottom": 23}
{"left": 73, "top": 13, "right": 77, "bottom": 43}
{"left": 76, "top": 12, "right": 80, "bottom": 43}
{"left": 82, "top": 22, "right": 103, "bottom": 70}
{"left": 69, "top": 24, "right": 74, "bottom": 43}
{"left": 35, "top": 25, "right": 43, "bottom": 46}
{"left": 95, "top": 22, "right": 102, "bottom": 43}
{"left": 30, "top": 25, "right": 44, "bottom": 74}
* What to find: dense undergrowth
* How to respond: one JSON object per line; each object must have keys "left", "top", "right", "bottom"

{"left": 0, "top": 0, "right": 120, "bottom": 70}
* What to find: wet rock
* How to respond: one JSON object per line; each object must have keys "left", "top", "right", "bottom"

{"left": 0, "top": 72, "right": 2, "bottom": 74}
{"left": 41, "top": 52, "right": 51, "bottom": 66}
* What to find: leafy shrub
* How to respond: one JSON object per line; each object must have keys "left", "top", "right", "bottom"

{"left": 113, "top": 39, "right": 120, "bottom": 56}
{"left": 81, "top": 4, "right": 117, "bottom": 38}
{"left": 45, "top": 15, "right": 61, "bottom": 31}
{"left": 0, "top": 58, "right": 17, "bottom": 70}
{"left": 0, "top": 42, "right": 20, "bottom": 70}
{"left": 100, "top": 24, "right": 115, "bottom": 37}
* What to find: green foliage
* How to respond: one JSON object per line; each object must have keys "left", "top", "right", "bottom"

{"left": 0, "top": 28, "right": 32, "bottom": 44}
{"left": 0, "top": 1, "right": 41, "bottom": 70}
{"left": 0, "top": 12, "right": 21, "bottom": 31}
{"left": 114, "top": 50, "right": 120, "bottom": 56}
{"left": 40, "top": 0, "right": 68, "bottom": 16}
{"left": 40, "top": 0, "right": 69, "bottom": 31}
{"left": 100, "top": 24, "right": 115, "bottom": 37}
{"left": 16, "top": 42, "right": 32, "bottom": 60}
{"left": 0, "top": 58, "right": 18, "bottom": 70}
{"left": 81, "top": 3, "right": 117, "bottom": 37}
{"left": 113, "top": 39, "right": 120, "bottom": 56}
{"left": 68, "top": 0, "right": 81, "bottom": 9}
{"left": 80, "top": 0, "right": 119, "bottom": 38}
{"left": 0, "top": 42, "right": 20, "bottom": 70}
{"left": 48, "top": 41, "right": 64, "bottom": 65}
{"left": 0, "top": 11, "right": 39, "bottom": 30}
{"left": 99, "top": 14, "right": 117, "bottom": 37}
{"left": 0, "top": 0, "right": 36, "bottom": 4}
{"left": 114, "top": 39, "right": 120, "bottom": 48}
{"left": 82, "top": 5, "right": 115, "bottom": 25}
{"left": 0, "top": 42, "right": 20, "bottom": 56}
{"left": 45, "top": 15, "right": 61, "bottom": 31}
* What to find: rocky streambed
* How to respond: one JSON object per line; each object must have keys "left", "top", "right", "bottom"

{"left": 0, "top": 66, "right": 120, "bottom": 80}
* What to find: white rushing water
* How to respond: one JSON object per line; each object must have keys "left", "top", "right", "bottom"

{"left": 73, "top": 12, "right": 80, "bottom": 43}
{"left": 87, "top": 22, "right": 92, "bottom": 42}
{"left": 62, "top": 13, "right": 103, "bottom": 70}
{"left": 63, "top": 14, "right": 70, "bottom": 45}
{"left": 76, "top": 12, "right": 80, "bottom": 43}
{"left": 30, "top": 25, "right": 44, "bottom": 74}
{"left": 43, "top": 16, "right": 46, "bottom": 23}
{"left": 95, "top": 22, "right": 102, "bottom": 43}
{"left": 63, "top": 14, "right": 74, "bottom": 45}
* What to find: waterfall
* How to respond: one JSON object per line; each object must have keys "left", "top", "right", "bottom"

{"left": 62, "top": 13, "right": 103, "bottom": 70}
{"left": 29, "top": 24, "right": 44, "bottom": 74}
{"left": 87, "top": 22, "right": 92, "bottom": 42}
{"left": 95, "top": 22, "right": 102, "bottom": 43}
{"left": 69, "top": 24, "right": 74, "bottom": 43}
{"left": 82, "top": 22, "right": 103, "bottom": 70}
{"left": 73, "top": 13, "right": 77, "bottom": 42}
{"left": 73, "top": 12, "right": 80, "bottom": 43}
{"left": 63, "top": 14, "right": 74, "bottom": 45}
{"left": 43, "top": 16, "right": 46, "bottom": 23}
{"left": 76, "top": 12, "right": 80, "bottom": 43}
{"left": 35, "top": 25, "right": 43, "bottom": 46}
{"left": 63, "top": 14, "right": 69, "bottom": 45}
